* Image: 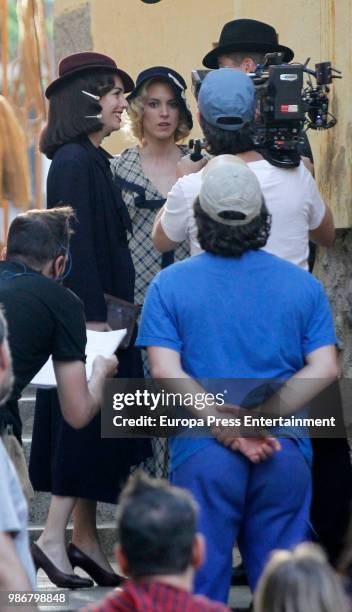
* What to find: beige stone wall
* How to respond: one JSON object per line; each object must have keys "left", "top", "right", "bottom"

{"left": 53, "top": 0, "right": 351, "bottom": 228}
{"left": 54, "top": 3, "right": 92, "bottom": 63}
{"left": 54, "top": 0, "right": 85, "bottom": 15}
{"left": 90, "top": 0, "right": 238, "bottom": 153}
{"left": 55, "top": 0, "right": 237, "bottom": 152}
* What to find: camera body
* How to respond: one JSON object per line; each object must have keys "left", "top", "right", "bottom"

{"left": 253, "top": 60, "right": 304, "bottom": 167}
{"left": 258, "top": 62, "right": 304, "bottom": 124}
{"left": 191, "top": 55, "right": 340, "bottom": 168}
{"left": 251, "top": 54, "right": 339, "bottom": 166}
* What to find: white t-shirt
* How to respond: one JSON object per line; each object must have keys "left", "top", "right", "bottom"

{"left": 0, "top": 440, "right": 36, "bottom": 588}
{"left": 160, "top": 159, "right": 326, "bottom": 270}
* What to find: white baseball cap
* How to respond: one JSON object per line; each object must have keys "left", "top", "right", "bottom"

{"left": 199, "top": 156, "right": 263, "bottom": 226}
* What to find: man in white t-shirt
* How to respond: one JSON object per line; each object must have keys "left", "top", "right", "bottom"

{"left": 152, "top": 69, "right": 334, "bottom": 270}
{"left": 0, "top": 310, "right": 37, "bottom": 595}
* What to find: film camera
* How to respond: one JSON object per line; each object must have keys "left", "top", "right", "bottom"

{"left": 191, "top": 54, "right": 341, "bottom": 168}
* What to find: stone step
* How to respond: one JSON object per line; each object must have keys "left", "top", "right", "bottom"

{"left": 19, "top": 392, "right": 36, "bottom": 437}
{"left": 29, "top": 522, "right": 117, "bottom": 557}
{"left": 27, "top": 491, "right": 117, "bottom": 526}
{"left": 34, "top": 565, "right": 251, "bottom": 612}
{"left": 36, "top": 582, "right": 113, "bottom": 612}
{"left": 23, "top": 385, "right": 37, "bottom": 399}
{"left": 22, "top": 436, "right": 37, "bottom": 465}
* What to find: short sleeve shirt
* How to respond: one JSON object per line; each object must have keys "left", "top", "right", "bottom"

{"left": 160, "top": 160, "right": 326, "bottom": 269}
{"left": 0, "top": 261, "right": 86, "bottom": 437}
{"left": 137, "top": 251, "right": 337, "bottom": 468}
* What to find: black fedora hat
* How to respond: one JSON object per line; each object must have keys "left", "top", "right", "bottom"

{"left": 127, "top": 66, "right": 193, "bottom": 130}
{"left": 45, "top": 52, "right": 135, "bottom": 99}
{"left": 202, "top": 19, "right": 294, "bottom": 68}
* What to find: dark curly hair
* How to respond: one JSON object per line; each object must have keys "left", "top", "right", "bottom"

{"left": 199, "top": 115, "right": 255, "bottom": 156}
{"left": 194, "top": 197, "right": 271, "bottom": 257}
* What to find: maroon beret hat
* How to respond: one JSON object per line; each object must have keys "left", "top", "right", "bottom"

{"left": 45, "top": 51, "right": 134, "bottom": 98}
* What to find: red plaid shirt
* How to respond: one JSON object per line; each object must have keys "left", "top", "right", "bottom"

{"left": 82, "top": 579, "right": 231, "bottom": 612}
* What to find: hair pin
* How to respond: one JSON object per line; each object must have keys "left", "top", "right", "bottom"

{"left": 81, "top": 89, "right": 100, "bottom": 101}
{"left": 85, "top": 114, "right": 103, "bottom": 119}
{"left": 168, "top": 73, "right": 184, "bottom": 91}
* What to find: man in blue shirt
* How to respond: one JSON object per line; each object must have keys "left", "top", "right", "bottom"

{"left": 137, "top": 157, "right": 338, "bottom": 605}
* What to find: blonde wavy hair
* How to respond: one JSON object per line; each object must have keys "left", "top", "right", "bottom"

{"left": 254, "top": 543, "right": 349, "bottom": 612}
{"left": 125, "top": 77, "right": 191, "bottom": 144}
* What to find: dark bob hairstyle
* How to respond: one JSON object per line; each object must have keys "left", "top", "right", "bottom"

{"left": 40, "top": 70, "right": 117, "bottom": 159}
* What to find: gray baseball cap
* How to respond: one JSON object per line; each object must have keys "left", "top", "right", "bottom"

{"left": 198, "top": 68, "right": 256, "bottom": 131}
{"left": 199, "top": 156, "right": 263, "bottom": 226}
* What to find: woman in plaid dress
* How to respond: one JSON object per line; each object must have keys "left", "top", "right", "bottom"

{"left": 111, "top": 66, "right": 193, "bottom": 309}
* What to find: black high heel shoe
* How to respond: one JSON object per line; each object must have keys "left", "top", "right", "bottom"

{"left": 68, "top": 542, "right": 124, "bottom": 587}
{"left": 31, "top": 542, "right": 94, "bottom": 589}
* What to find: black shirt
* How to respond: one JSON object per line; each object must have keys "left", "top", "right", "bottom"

{"left": 0, "top": 260, "right": 86, "bottom": 441}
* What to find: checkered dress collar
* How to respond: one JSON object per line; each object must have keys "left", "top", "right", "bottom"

{"left": 111, "top": 145, "right": 189, "bottom": 202}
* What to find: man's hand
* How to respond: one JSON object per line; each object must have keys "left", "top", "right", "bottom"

{"left": 211, "top": 402, "right": 281, "bottom": 462}
{"left": 176, "top": 154, "right": 208, "bottom": 179}
{"left": 92, "top": 354, "right": 118, "bottom": 379}
{"left": 213, "top": 430, "right": 281, "bottom": 463}
{"left": 234, "top": 437, "right": 281, "bottom": 462}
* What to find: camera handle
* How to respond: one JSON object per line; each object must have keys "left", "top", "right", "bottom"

{"left": 189, "top": 138, "right": 204, "bottom": 162}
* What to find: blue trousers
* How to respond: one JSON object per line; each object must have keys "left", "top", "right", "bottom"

{"left": 171, "top": 438, "right": 311, "bottom": 604}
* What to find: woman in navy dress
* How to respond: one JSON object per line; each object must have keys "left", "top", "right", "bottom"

{"left": 29, "top": 52, "right": 151, "bottom": 588}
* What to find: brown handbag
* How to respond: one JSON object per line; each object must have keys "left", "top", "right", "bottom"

{"left": 104, "top": 293, "right": 141, "bottom": 349}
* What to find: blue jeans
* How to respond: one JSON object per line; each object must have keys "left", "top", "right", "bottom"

{"left": 171, "top": 438, "right": 311, "bottom": 604}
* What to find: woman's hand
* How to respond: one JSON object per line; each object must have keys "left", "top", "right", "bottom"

{"left": 86, "top": 321, "right": 112, "bottom": 332}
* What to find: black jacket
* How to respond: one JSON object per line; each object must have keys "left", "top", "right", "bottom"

{"left": 47, "top": 136, "right": 134, "bottom": 320}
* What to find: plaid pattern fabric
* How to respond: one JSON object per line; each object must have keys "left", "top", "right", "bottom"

{"left": 83, "top": 579, "right": 231, "bottom": 611}
{"left": 111, "top": 146, "right": 190, "bottom": 307}
{"left": 111, "top": 147, "right": 190, "bottom": 478}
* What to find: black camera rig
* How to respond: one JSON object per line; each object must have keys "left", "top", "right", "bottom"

{"left": 191, "top": 54, "right": 342, "bottom": 168}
